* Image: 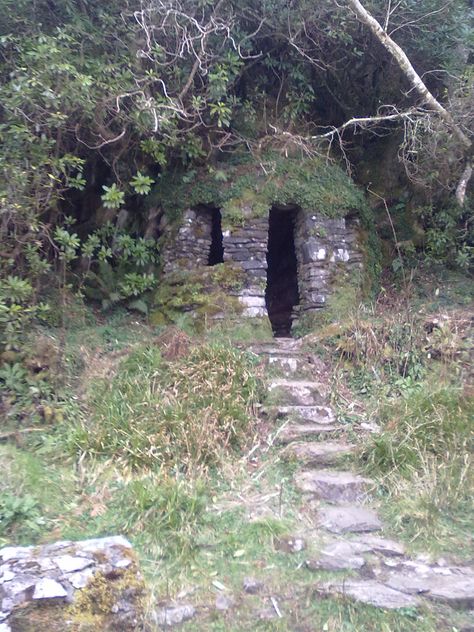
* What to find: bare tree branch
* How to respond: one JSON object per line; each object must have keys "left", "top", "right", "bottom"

{"left": 346, "top": 0, "right": 470, "bottom": 149}
{"left": 345, "top": 0, "right": 472, "bottom": 204}
{"left": 456, "top": 162, "right": 473, "bottom": 207}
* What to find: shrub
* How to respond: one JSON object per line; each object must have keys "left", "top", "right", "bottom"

{"left": 0, "top": 491, "right": 44, "bottom": 543}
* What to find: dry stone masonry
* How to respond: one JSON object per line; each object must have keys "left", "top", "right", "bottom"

{"left": 160, "top": 205, "right": 364, "bottom": 335}
{"left": 0, "top": 536, "right": 144, "bottom": 631}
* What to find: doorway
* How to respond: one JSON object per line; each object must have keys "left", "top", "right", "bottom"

{"left": 265, "top": 207, "right": 300, "bottom": 336}
{"left": 208, "top": 209, "right": 224, "bottom": 266}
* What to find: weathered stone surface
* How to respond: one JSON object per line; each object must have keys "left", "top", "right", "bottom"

{"left": 385, "top": 569, "right": 474, "bottom": 609}
{"left": 295, "top": 470, "right": 373, "bottom": 502}
{"left": 285, "top": 441, "right": 355, "bottom": 466}
{"left": 32, "top": 577, "right": 68, "bottom": 600}
{"left": 161, "top": 207, "right": 363, "bottom": 332}
{"left": 0, "top": 536, "right": 144, "bottom": 630}
{"left": 243, "top": 577, "right": 264, "bottom": 594}
{"left": 317, "top": 505, "right": 382, "bottom": 534}
{"left": 355, "top": 536, "right": 405, "bottom": 557}
{"left": 318, "top": 539, "right": 372, "bottom": 560}
{"left": 267, "top": 356, "right": 300, "bottom": 375}
{"left": 268, "top": 380, "right": 327, "bottom": 406}
{"left": 54, "top": 555, "right": 94, "bottom": 574}
{"left": 276, "top": 405, "right": 335, "bottom": 425}
{"left": 318, "top": 579, "right": 420, "bottom": 609}
{"left": 154, "top": 604, "right": 196, "bottom": 626}
{"left": 307, "top": 553, "right": 366, "bottom": 571}
{"left": 277, "top": 423, "right": 339, "bottom": 444}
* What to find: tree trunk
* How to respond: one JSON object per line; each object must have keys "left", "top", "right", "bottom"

{"left": 346, "top": 0, "right": 472, "bottom": 204}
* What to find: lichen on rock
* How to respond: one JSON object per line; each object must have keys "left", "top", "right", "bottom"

{"left": 0, "top": 536, "right": 146, "bottom": 632}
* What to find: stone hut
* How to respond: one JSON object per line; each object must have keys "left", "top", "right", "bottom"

{"left": 159, "top": 204, "right": 364, "bottom": 336}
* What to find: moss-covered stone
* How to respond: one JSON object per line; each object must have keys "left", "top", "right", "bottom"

{"left": 151, "top": 262, "right": 245, "bottom": 330}
{"left": 8, "top": 567, "right": 146, "bottom": 632}
{"left": 149, "top": 153, "right": 368, "bottom": 230}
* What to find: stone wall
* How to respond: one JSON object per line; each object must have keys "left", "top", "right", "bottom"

{"left": 0, "top": 536, "right": 144, "bottom": 631}
{"left": 160, "top": 206, "right": 364, "bottom": 333}
{"left": 162, "top": 207, "right": 214, "bottom": 274}
{"left": 223, "top": 217, "right": 269, "bottom": 318}
{"left": 293, "top": 213, "right": 363, "bottom": 317}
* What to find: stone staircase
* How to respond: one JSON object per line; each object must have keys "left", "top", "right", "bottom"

{"left": 247, "top": 337, "right": 474, "bottom": 614}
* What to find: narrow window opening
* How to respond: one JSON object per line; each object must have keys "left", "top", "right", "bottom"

{"left": 208, "top": 208, "right": 224, "bottom": 265}
{"left": 265, "top": 207, "right": 299, "bottom": 337}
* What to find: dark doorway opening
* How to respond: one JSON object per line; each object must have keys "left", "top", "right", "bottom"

{"left": 265, "top": 207, "right": 300, "bottom": 337}
{"left": 208, "top": 209, "right": 224, "bottom": 265}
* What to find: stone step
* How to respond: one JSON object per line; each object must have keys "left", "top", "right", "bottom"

{"left": 295, "top": 470, "right": 374, "bottom": 502}
{"left": 307, "top": 552, "right": 366, "bottom": 572}
{"left": 383, "top": 566, "right": 474, "bottom": 610}
{"left": 267, "top": 355, "right": 307, "bottom": 376}
{"left": 276, "top": 423, "right": 340, "bottom": 444}
{"left": 317, "top": 504, "right": 382, "bottom": 534}
{"left": 354, "top": 535, "right": 405, "bottom": 557}
{"left": 284, "top": 441, "right": 354, "bottom": 466}
{"left": 243, "top": 339, "right": 302, "bottom": 356}
{"left": 274, "top": 405, "right": 335, "bottom": 425}
{"left": 317, "top": 579, "right": 420, "bottom": 609}
{"left": 311, "top": 536, "right": 404, "bottom": 567}
{"left": 249, "top": 346, "right": 305, "bottom": 357}
{"left": 267, "top": 380, "right": 328, "bottom": 406}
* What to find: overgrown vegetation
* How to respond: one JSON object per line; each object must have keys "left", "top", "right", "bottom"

{"left": 310, "top": 268, "right": 474, "bottom": 555}
{"left": 151, "top": 263, "right": 245, "bottom": 327}
{"left": 0, "top": 1, "right": 473, "bottom": 628}
{"left": 0, "top": 0, "right": 472, "bottom": 347}
{"left": 63, "top": 339, "right": 261, "bottom": 471}
{"left": 151, "top": 153, "right": 369, "bottom": 227}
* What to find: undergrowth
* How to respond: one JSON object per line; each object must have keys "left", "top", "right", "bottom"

{"left": 63, "top": 340, "right": 262, "bottom": 471}
{"left": 311, "top": 268, "right": 474, "bottom": 556}
{"left": 362, "top": 386, "right": 473, "bottom": 553}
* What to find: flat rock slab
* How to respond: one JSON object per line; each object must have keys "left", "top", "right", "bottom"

{"left": 277, "top": 423, "right": 339, "bottom": 444}
{"left": 276, "top": 405, "right": 335, "bottom": 424}
{"left": 267, "top": 356, "right": 308, "bottom": 376}
{"left": 295, "top": 470, "right": 373, "bottom": 502}
{"left": 286, "top": 441, "right": 354, "bottom": 466}
{"left": 319, "top": 579, "right": 420, "bottom": 609}
{"left": 307, "top": 553, "right": 366, "bottom": 572}
{"left": 154, "top": 604, "right": 196, "bottom": 627}
{"left": 268, "top": 380, "right": 327, "bottom": 406}
{"left": 317, "top": 505, "right": 382, "bottom": 534}
{"left": 0, "top": 536, "right": 144, "bottom": 630}
{"left": 320, "top": 539, "right": 373, "bottom": 558}
{"left": 355, "top": 535, "right": 405, "bottom": 557}
{"left": 385, "top": 570, "right": 474, "bottom": 609}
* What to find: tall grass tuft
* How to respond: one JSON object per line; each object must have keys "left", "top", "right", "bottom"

{"left": 65, "top": 341, "right": 261, "bottom": 471}
{"left": 361, "top": 386, "right": 473, "bottom": 552}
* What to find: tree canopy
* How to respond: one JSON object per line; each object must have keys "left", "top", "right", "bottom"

{"left": 0, "top": 0, "right": 472, "bottom": 326}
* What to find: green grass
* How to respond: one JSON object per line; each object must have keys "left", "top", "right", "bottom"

{"left": 178, "top": 589, "right": 466, "bottom": 631}
{"left": 359, "top": 384, "right": 473, "bottom": 556}
{"left": 1, "top": 271, "right": 473, "bottom": 631}
{"left": 61, "top": 341, "right": 262, "bottom": 471}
